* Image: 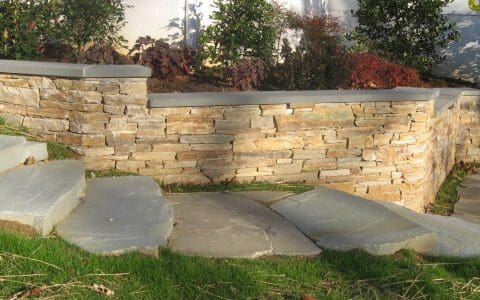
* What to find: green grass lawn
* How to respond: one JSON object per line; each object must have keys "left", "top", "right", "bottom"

{"left": 1, "top": 230, "right": 480, "bottom": 299}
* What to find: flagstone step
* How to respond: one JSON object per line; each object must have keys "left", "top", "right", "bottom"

{"left": 0, "top": 135, "right": 48, "bottom": 173}
{"left": 0, "top": 160, "right": 86, "bottom": 235}
{"left": 57, "top": 176, "right": 174, "bottom": 256}
{"left": 166, "top": 192, "right": 321, "bottom": 258}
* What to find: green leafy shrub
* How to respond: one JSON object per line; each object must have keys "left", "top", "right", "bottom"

{"left": 267, "top": 15, "right": 349, "bottom": 90}
{"left": 350, "top": 0, "right": 460, "bottom": 75}
{"left": 0, "top": 0, "right": 60, "bottom": 60}
{"left": 58, "top": 0, "right": 128, "bottom": 63}
{"left": 200, "top": 0, "right": 278, "bottom": 66}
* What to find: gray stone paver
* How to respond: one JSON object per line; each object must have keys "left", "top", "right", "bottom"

{"left": 166, "top": 192, "right": 321, "bottom": 258}
{"left": 57, "top": 176, "right": 173, "bottom": 256}
{"left": 272, "top": 187, "right": 480, "bottom": 257}
{"left": 0, "top": 160, "right": 85, "bottom": 235}
{"left": 454, "top": 175, "right": 480, "bottom": 225}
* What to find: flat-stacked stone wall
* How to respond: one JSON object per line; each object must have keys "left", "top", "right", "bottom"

{"left": 0, "top": 60, "right": 479, "bottom": 213}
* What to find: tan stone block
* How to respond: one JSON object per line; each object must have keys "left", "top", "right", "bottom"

{"left": 251, "top": 116, "right": 274, "bottom": 129}
{"left": 69, "top": 90, "right": 102, "bottom": 104}
{"left": 0, "top": 113, "right": 24, "bottom": 125}
{"left": 273, "top": 163, "right": 303, "bottom": 175}
{"left": 320, "top": 169, "right": 351, "bottom": 178}
{"left": 324, "top": 182, "right": 355, "bottom": 194}
{"left": 84, "top": 160, "right": 116, "bottom": 170}
{"left": 290, "top": 103, "right": 314, "bottom": 109}
{"left": 303, "top": 158, "right": 337, "bottom": 171}
{"left": 68, "top": 103, "right": 104, "bottom": 112}
{"left": 0, "top": 87, "right": 39, "bottom": 107}
{"left": 214, "top": 119, "right": 250, "bottom": 130}
{"left": 70, "top": 122, "right": 105, "bottom": 134}
{"left": 106, "top": 122, "right": 137, "bottom": 131}
{"left": 97, "top": 84, "right": 120, "bottom": 94}
{"left": 277, "top": 158, "right": 293, "bottom": 164}
{"left": 54, "top": 79, "right": 74, "bottom": 90}
{"left": 177, "top": 150, "right": 232, "bottom": 161}
{"left": 337, "top": 126, "right": 383, "bottom": 138}
{"left": 81, "top": 134, "right": 106, "bottom": 147}
{"left": 392, "top": 103, "right": 417, "bottom": 114}
{"left": 191, "top": 144, "right": 232, "bottom": 151}
{"left": 326, "top": 148, "right": 361, "bottom": 158}
{"left": 0, "top": 103, "right": 27, "bottom": 115}
{"left": 71, "top": 146, "right": 114, "bottom": 156}
{"left": 224, "top": 106, "right": 260, "bottom": 119}
{"left": 126, "top": 105, "right": 148, "bottom": 115}
{"left": 180, "top": 134, "right": 233, "bottom": 144}
{"left": 375, "top": 147, "right": 397, "bottom": 162}
{"left": 385, "top": 115, "right": 411, "bottom": 132}
{"left": 293, "top": 149, "right": 326, "bottom": 159}
{"left": 374, "top": 133, "right": 393, "bottom": 146}
{"left": 362, "top": 165, "right": 397, "bottom": 174}
{"left": 234, "top": 151, "right": 291, "bottom": 161}
{"left": 133, "top": 151, "right": 176, "bottom": 161}
{"left": 153, "top": 143, "right": 190, "bottom": 152}
{"left": 215, "top": 128, "right": 262, "bottom": 138}
{"left": 28, "top": 77, "right": 55, "bottom": 89}
{"left": 236, "top": 168, "right": 272, "bottom": 177}
{"left": 276, "top": 107, "right": 354, "bottom": 131}
{"left": 40, "top": 89, "right": 69, "bottom": 102}
{"left": 349, "top": 135, "right": 374, "bottom": 149}
{"left": 0, "top": 78, "right": 29, "bottom": 87}
{"left": 70, "top": 111, "right": 109, "bottom": 123}
{"left": 150, "top": 107, "right": 191, "bottom": 115}
{"left": 338, "top": 157, "right": 376, "bottom": 169}
{"left": 164, "top": 160, "right": 197, "bottom": 168}
{"left": 261, "top": 109, "right": 294, "bottom": 116}
{"left": 23, "top": 117, "right": 69, "bottom": 132}
{"left": 137, "top": 127, "right": 166, "bottom": 139}
{"left": 190, "top": 107, "right": 224, "bottom": 118}
{"left": 106, "top": 131, "right": 136, "bottom": 146}
{"left": 116, "top": 160, "right": 146, "bottom": 170}
{"left": 114, "top": 144, "right": 151, "bottom": 155}
{"left": 167, "top": 115, "right": 214, "bottom": 134}
{"left": 355, "top": 179, "right": 392, "bottom": 187}
{"left": 104, "top": 105, "right": 125, "bottom": 115}
{"left": 57, "top": 132, "right": 82, "bottom": 146}
{"left": 119, "top": 82, "right": 147, "bottom": 95}
{"left": 355, "top": 117, "right": 386, "bottom": 127}
{"left": 362, "top": 149, "right": 376, "bottom": 161}
{"left": 72, "top": 80, "right": 99, "bottom": 91}
{"left": 234, "top": 137, "right": 304, "bottom": 152}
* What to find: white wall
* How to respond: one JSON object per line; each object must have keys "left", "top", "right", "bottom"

{"left": 120, "top": 0, "right": 480, "bottom": 83}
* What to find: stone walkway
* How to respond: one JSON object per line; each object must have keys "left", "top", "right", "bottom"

{"left": 455, "top": 174, "right": 480, "bottom": 224}
{"left": 1, "top": 134, "right": 480, "bottom": 258}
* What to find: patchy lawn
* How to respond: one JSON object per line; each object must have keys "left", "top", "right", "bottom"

{"left": 161, "top": 182, "right": 314, "bottom": 194}
{"left": 0, "top": 118, "right": 75, "bottom": 160}
{"left": 431, "top": 163, "right": 480, "bottom": 216}
{"left": 1, "top": 230, "right": 480, "bottom": 299}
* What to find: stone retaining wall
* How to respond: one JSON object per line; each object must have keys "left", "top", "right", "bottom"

{"left": 0, "top": 60, "right": 479, "bottom": 213}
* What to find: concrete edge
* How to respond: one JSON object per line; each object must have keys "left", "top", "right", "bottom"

{"left": 0, "top": 59, "right": 151, "bottom": 78}
{"left": 148, "top": 89, "right": 436, "bottom": 108}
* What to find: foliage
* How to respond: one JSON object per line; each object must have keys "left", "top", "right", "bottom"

{"left": 58, "top": 0, "right": 128, "bottom": 63}
{"left": 350, "top": 0, "right": 460, "bottom": 74}
{"left": 268, "top": 15, "right": 349, "bottom": 90}
{"left": 161, "top": 181, "right": 314, "bottom": 194}
{"left": 200, "top": 0, "right": 278, "bottom": 66}
{"left": 83, "top": 42, "right": 120, "bottom": 65}
{"left": 0, "top": 0, "right": 60, "bottom": 60}
{"left": 129, "top": 36, "right": 194, "bottom": 81}
{"left": 347, "top": 53, "right": 420, "bottom": 89}
{"left": 226, "top": 58, "right": 266, "bottom": 91}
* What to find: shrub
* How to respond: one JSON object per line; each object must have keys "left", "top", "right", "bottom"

{"left": 0, "top": 0, "right": 60, "bottom": 60}
{"left": 83, "top": 42, "right": 120, "bottom": 65}
{"left": 226, "top": 58, "right": 266, "bottom": 91}
{"left": 200, "top": 0, "right": 278, "bottom": 66}
{"left": 268, "top": 15, "right": 348, "bottom": 90}
{"left": 129, "top": 36, "right": 194, "bottom": 81}
{"left": 58, "top": 0, "right": 128, "bottom": 63}
{"left": 347, "top": 53, "right": 420, "bottom": 89}
{"left": 350, "top": 0, "right": 459, "bottom": 75}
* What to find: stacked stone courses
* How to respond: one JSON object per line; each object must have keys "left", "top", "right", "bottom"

{"left": 0, "top": 60, "right": 478, "bottom": 213}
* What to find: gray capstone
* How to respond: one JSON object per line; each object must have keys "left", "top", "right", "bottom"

{"left": 57, "top": 176, "right": 173, "bottom": 256}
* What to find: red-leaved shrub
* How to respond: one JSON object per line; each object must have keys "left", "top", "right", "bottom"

{"left": 129, "top": 36, "right": 194, "bottom": 81}
{"left": 348, "top": 53, "right": 420, "bottom": 89}
{"left": 226, "top": 58, "right": 266, "bottom": 91}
